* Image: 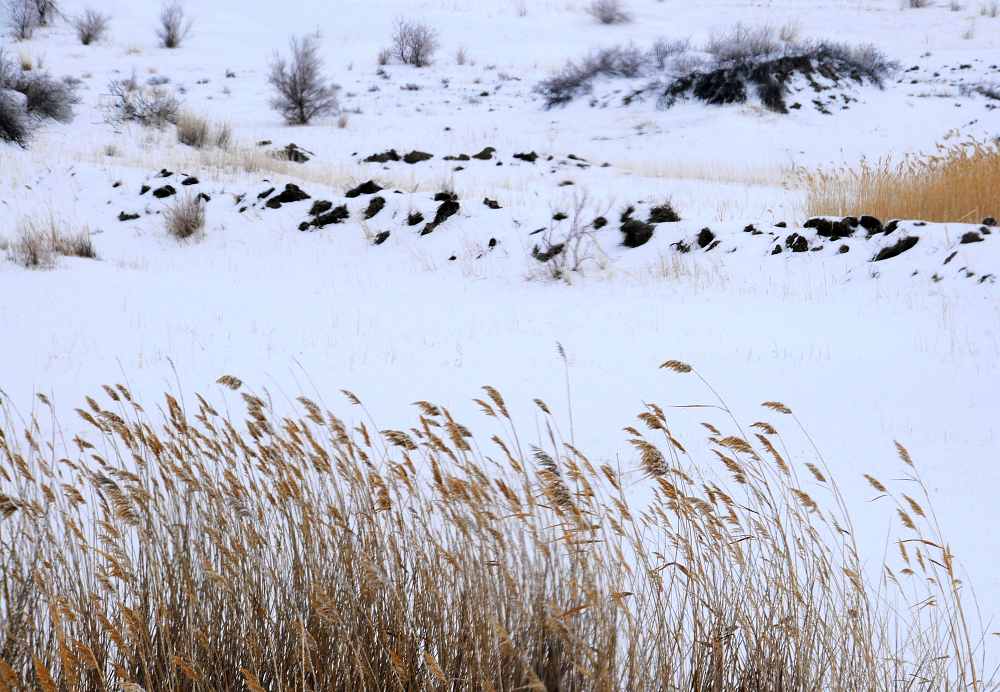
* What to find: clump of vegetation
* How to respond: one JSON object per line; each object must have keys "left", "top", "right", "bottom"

{"left": 157, "top": 0, "right": 192, "bottom": 49}
{"left": 6, "top": 216, "right": 95, "bottom": 268}
{"left": 390, "top": 18, "right": 438, "bottom": 67}
{"left": 802, "top": 138, "right": 1000, "bottom": 223}
{"left": 104, "top": 75, "right": 180, "bottom": 127}
{"left": 268, "top": 34, "right": 340, "bottom": 125}
{"left": 537, "top": 26, "right": 897, "bottom": 113}
{"left": 586, "top": 0, "right": 630, "bottom": 24}
{"left": 72, "top": 8, "right": 111, "bottom": 45}
{"left": 0, "top": 363, "right": 989, "bottom": 688}
{"left": 175, "top": 111, "right": 231, "bottom": 148}
{"left": 164, "top": 193, "right": 205, "bottom": 239}
{"left": 0, "top": 48, "right": 79, "bottom": 144}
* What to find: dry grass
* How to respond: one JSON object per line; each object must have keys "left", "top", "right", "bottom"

{"left": 6, "top": 216, "right": 96, "bottom": 268}
{"left": 164, "top": 193, "right": 205, "bottom": 239}
{"left": 175, "top": 111, "right": 231, "bottom": 149}
{"left": 802, "top": 138, "right": 1000, "bottom": 223}
{"left": 0, "top": 363, "right": 990, "bottom": 690}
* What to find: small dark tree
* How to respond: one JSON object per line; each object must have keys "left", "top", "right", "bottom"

{"left": 157, "top": 1, "right": 192, "bottom": 49}
{"left": 33, "top": 0, "right": 55, "bottom": 25}
{"left": 268, "top": 35, "right": 339, "bottom": 125}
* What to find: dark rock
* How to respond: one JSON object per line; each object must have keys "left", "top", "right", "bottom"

{"left": 257, "top": 139, "right": 273, "bottom": 147}
{"left": 407, "top": 211, "right": 424, "bottom": 226}
{"left": 621, "top": 219, "right": 654, "bottom": 248}
{"left": 444, "top": 154, "right": 471, "bottom": 161}
{"left": 298, "top": 222, "right": 311, "bottom": 231}
{"left": 673, "top": 240, "right": 691, "bottom": 253}
{"left": 309, "top": 200, "right": 333, "bottom": 216}
{"left": 774, "top": 221, "right": 787, "bottom": 228}
{"left": 403, "top": 150, "right": 433, "bottom": 164}
{"left": 513, "top": 151, "right": 538, "bottom": 163}
{"left": 785, "top": 233, "right": 808, "bottom": 252}
{"left": 771, "top": 244, "right": 783, "bottom": 255}
{"left": 140, "top": 185, "right": 150, "bottom": 195}
{"left": 743, "top": 224, "right": 757, "bottom": 233}
{"left": 838, "top": 244, "right": 850, "bottom": 254}
{"left": 421, "top": 199, "right": 461, "bottom": 235}
{"left": 364, "top": 149, "right": 401, "bottom": 163}
{"left": 364, "top": 196, "right": 386, "bottom": 219}
{"left": 483, "top": 198, "right": 501, "bottom": 209}
{"left": 842, "top": 216, "right": 859, "bottom": 228}
{"left": 884, "top": 220, "right": 900, "bottom": 235}
{"left": 196, "top": 192, "right": 211, "bottom": 203}
{"left": 152, "top": 185, "right": 176, "bottom": 199}
{"left": 433, "top": 191, "right": 457, "bottom": 203}
{"left": 593, "top": 216, "right": 607, "bottom": 229}
{"left": 804, "top": 217, "right": 853, "bottom": 240}
{"left": 448, "top": 255, "right": 457, "bottom": 261}
{"left": 257, "top": 187, "right": 275, "bottom": 200}
{"left": 697, "top": 227, "right": 716, "bottom": 249}
{"left": 859, "top": 215, "right": 883, "bottom": 234}
{"left": 313, "top": 205, "right": 350, "bottom": 228}
{"left": 983, "top": 217, "right": 997, "bottom": 227}
{"left": 488, "top": 238, "right": 497, "bottom": 248}
{"left": 553, "top": 212, "right": 567, "bottom": 221}
{"left": 648, "top": 203, "right": 681, "bottom": 224}
{"left": 275, "top": 183, "right": 310, "bottom": 204}
{"left": 118, "top": 212, "right": 140, "bottom": 222}
{"left": 345, "top": 180, "right": 383, "bottom": 198}
{"left": 471, "top": 147, "right": 496, "bottom": 160}
{"left": 620, "top": 206, "right": 635, "bottom": 222}
{"left": 158, "top": 169, "right": 173, "bottom": 178}
{"left": 181, "top": 176, "right": 199, "bottom": 186}
{"left": 282, "top": 144, "right": 311, "bottom": 163}
{"left": 373, "top": 230, "right": 390, "bottom": 245}
{"left": 872, "top": 236, "right": 919, "bottom": 262}
{"left": 960, "top": 231, "right": 984, "bottom": 244}
{"left": 944, "top": 251, "right": 958, "bottom": 265}
{"left": 532, "top": 243, "right": 564, "bottom": 262}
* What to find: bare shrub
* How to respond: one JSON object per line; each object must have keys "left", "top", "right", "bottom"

{"left": 650, "top": 37, "right": 689, "bottom": 68}
{"left": 907, "top": 0, "right": 930, "bottom": 7}
{"left": 391, "top": 18, "right": 438, "bottom": 67}
{"left": 4, "top": 70, "right": 78, "bottom": 121}
{"left": 268, "top": 34, "right": 339, "bottom": 125}
{"left": 983, "top": 0, "right": 1000, "bottom": 16}
{"left": 531, "top": 193, "right": 608, "bottom": 280}
{"left": 72, "top": 8, "right": 110, "bottom": 45}
{"left": 32, "top": 0, "right": 55, "bottom": 25}
{"left": 376, "top": 47, "right": 391, "bottom": 66}
{"left": 157, "top": 1, "right": 192, "bottom": 49}
{"left": 706, "top": 23, "right": 779, "bottom": 63}
{"left": 5, "top": 0, "right": 38, "bottom": 40}
{"left": 165, "top": 193, "right": 205, "bottom": 239}
{"left": 586, "top": 0, "right": 631, "bottom": 24}
{"left": 538, "top": 44, "right": 649, "bottom": 106}
{"left": 104, "top": 78, "right": 180, "bottom": 127}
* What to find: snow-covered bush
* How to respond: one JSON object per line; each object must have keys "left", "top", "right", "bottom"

{"left": 5, "top": 70, "right": 78, "bottom": 121}
{"left": 268, "top": 34, "right": 339, "bottom": 125}
{"left": 537, "top": 44, "right": 648, "bottom": 106}
{"left": 0, "top": 88, "right": 28, "bottom": 144}
{"left": 705, "top": 23, "right": 779, "bottom": 63}
{"left": 104, "top": 78, "right": 180, "bottom": 127}
{"left": 391, "top": 18, "right": 438, "bottom": 67}
{"left": 72, "top": 8, "right": 111, "bottom": 45}
{"left": 157, "top": 1, "right": 192, "bottom": 49}
{"left": 586, "top": 0, "right": 631, "bottom": 25}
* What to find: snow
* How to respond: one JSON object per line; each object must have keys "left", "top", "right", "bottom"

{"left": 2, "top": 0, "right": 999, "bottom": 664}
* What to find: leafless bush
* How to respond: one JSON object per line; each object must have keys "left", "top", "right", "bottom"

{"left": 391, "top": 18, "right": 438, "bottom": 67}
{"left": 268, "top": 34, "right": 339, "bottom": 125}
{"left": 5, "top": 0, "right": 38, "bottom": 40}
{"left": 72, "top": 8, "right": 110, "bottom": 45}
{"left": 907, "top": 0, "right": 930, "bottom": 7}
{"left": 165, "top": 194, "right": 205, "bottom": 240}
{"left": 983, "top": 0, "right": 1000, "bottom": 16}
{"left": 537, "top": 44, "right": 649, "bottom": 106}
{"left": 650, "top": 38, "right": 689, "bottom": 68}
{"left": 586, "top": 0, "right": 631, "bottom": 24}
{"left": 706, "top": 23, "right": 779, "bottom": 62}
{"left": 3, "top": 69, "right": 78, "bottom": 121}
{"left": 33, "top": 0, "right": 55, "bottom": 25}
{"left": 531, "top": 193, "right": 607, "bottom": 281}
{"left": 157, "top": 1, "right": 192, "bottom": 49}
{"left": 104, "top": 78, "right": 179, "bottom": 127}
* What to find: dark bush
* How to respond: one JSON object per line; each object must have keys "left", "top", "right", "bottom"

{"left": 73, "top": 8, "right": 111, "bottom": 45}
{"left": 157, "top": 1, "right": 192, "bottom": 49}
{"left": 268, "top": 34, "right": 339, "bottom": 125}
{"left": 391, "top": 18, "right": 438, "bottom": 67}
{"left": 0, "top": 90, "right": 28, "bottom": 144}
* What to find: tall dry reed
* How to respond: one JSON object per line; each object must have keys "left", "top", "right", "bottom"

{"left": 0, "top": 364, "right": 990, "bottom": 690}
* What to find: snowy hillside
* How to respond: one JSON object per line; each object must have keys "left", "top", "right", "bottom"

{"left": 1, "top": 0, "right": 999, "bottom": 686}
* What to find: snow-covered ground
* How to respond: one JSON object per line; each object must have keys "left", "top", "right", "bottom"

{"left": 2, "top": 0, "right": 999, "bottom": 659}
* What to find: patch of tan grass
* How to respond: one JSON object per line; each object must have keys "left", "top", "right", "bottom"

{"left": 802, "top": 138, "right": 1000, "bottom": 223}
{"left": 0, "top": 364, "right": 989, "bottom": 689}
{"left": 6, "top": 216, "right": 96, "bottom": 268}
{"left": 164, "top": 193, "right": 205, "bottom": 240}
